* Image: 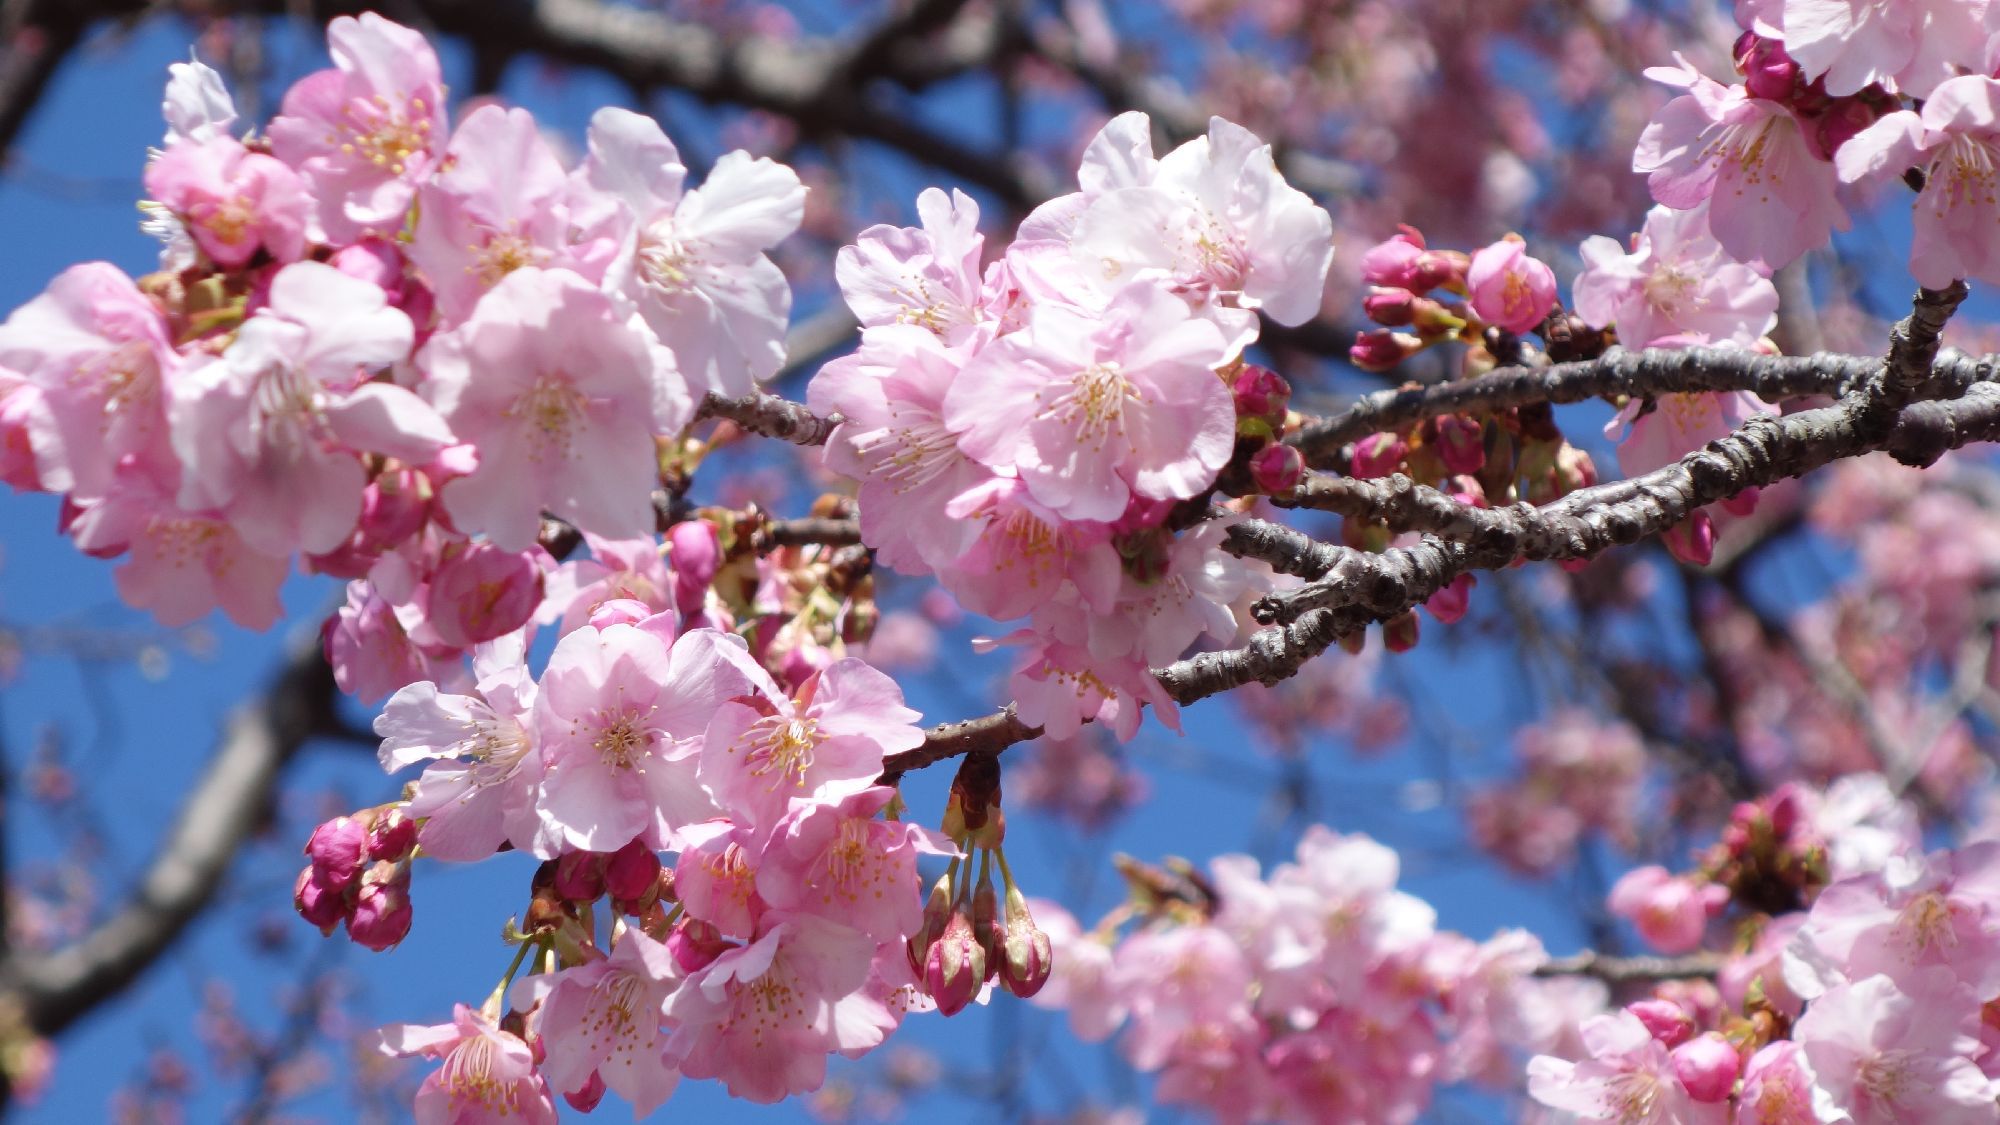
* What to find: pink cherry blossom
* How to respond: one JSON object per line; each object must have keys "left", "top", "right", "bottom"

{"left": 755, "top": 785, "right": 954, "bottom": 942}
{"left": 418, "top": 266, "right": 686, "bottom": 552}
{"left": 1782, "top": 0, "right": 1997, "bottom": 98}
{"left": 699, "top": 658, "right": 923, "bottom": 832}
{"left": 1465, "top": 237, "right": 1557, "bottom": 334}
{"left": 674, "top": 821, "right": 770, "bottom": 938}
{"left": 1526, "top": 1009, "right": 1726, "bottom": 1124}
{"left": 1836, "top": 76, "right": 2000, "bottom": 288}
{"left": 535, "top": 624, "right": 760, "bottom": 852}
{"left": 937, "top": 477, "right": 1120, "bottom": 622}
{"left": 511, "top": 929, "right": 681, "bottom": 1114}
{"left": 539, "top": 534, "right": 675, "bottom": 636}
{"left": 144, "top": 136, "right": 308, "bottom": 269}
{"left": 170, "top": 261, "right": 444, "bottom": 557}
{"left": 807, "top": 324, "right": 992, "bottom": 575}
{"left": 377, "top": 1004, "right": 558, "bottom": 1125}
{"left": 997, "top": 631, "right": 1178, "bottom": 741}
{"left": 323, "top": 580, "right": 444, "bottom": 704}
{"left": 410, "top": 104, "right": 610, "bottom": 323}
{"left": 1573, "top": 205, "right": 1780, "bottom": 347}
{"left": 576, "top": 107, "right": 805, "bottom": 397}
{"left": 0, "top": 262, "right": 178, "bottom": 500}
{"left": 664, "top": 914, "right": 894, "bottom": 1103}
{"left": 836, "top": 187, "right": 986, "bottom": 342}
{"left": 267, "top": 13, "right": 446, "bottom": 243}
{"left": 946, "top": 278, "right": 1234, "bottom": 522}
{"left": 1793, "top": 971, "right": 1995, "bottom": 1123}
{"left": 1607, "top": 866, "right": 1726, "bottom": 954}
{"left": 1634, "top": 58, "right": 1848, "bottom": 271}
{"left": 1789, "top": 842, "right": 2000, "bottom": 997}
{"left": 423, "top": 540, "right": 545, "bottom": 649}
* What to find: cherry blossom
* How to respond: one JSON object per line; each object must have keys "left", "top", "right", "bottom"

{"left": 1573, "top": 205, "right": 1780, "bottom": 347}
{"left": 1835, "top": 75, "right": 2000, "bottom": 288}
{"left": 377, "top": 1004, "right": 558, "bottom": 1125}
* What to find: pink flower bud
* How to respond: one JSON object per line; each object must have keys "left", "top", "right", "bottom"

{"left": 346, "top": 863, "right": 413, "bottom": 951}
{"left": 971, "top": 877, "right": 1002, "bottom": 972}
{"left": 907, "top": 871, "right": 955, "bottom": 976}
{"left": 924, "top": 910, "right": 987, "bottom": 1017}
{"left": 562, "top": 1069, "right": 607, "bottom": 1113}
{"left": 1349, "top": 329, "right": 1420, "bottom": 373}
{"left": 1735, "top": 34, "right": 1799, "bottom": 103}
{"left": 604, "top": 840, "right": 661, "bottom": 906}
{"left": 1350, "top": 432, "right": 1408, "bottom": 479}
{"left": 1364, "top": 286, "right": 1420, "bottom": 327}
{"left": 306, "top": 816, "right": 368, "bottom": 893}
{"left": 1608, "top": 866, "right": 1720, "bottom": 953}
{"left": 1411, "top": 250, "right": 1467, "bottom": 292}
{"left": 1671, "top": 1033, "right": 1741, "bottom": 1102}
{"left": 668, "top": 918, "right": 729, "bottom": 974}
{"left": 1424, "top": 574, "right": 1475, "bottom": 625}
{"left": 1811, "top": 96, "right": 1880, "bottom": 161}
{"left": 553, "top": 852, "right": 605, "bottom": 902}
{"left": 355, "top": 469, "right": 430, "bottom": 552}
{"left": 1249, "top": 443, "right": 1305, "bottom": 495}
{"left": 1663, "top": 510, "right": 1717, "bottom": 567}
{"left": 367, "top": 809, "right": 417, "bottom": 861}
{"left": 1466, "top": 237, "right": 1557, "bottom": 335}
{"left": 1433, "top": 415, "right": 1486, "bottom": 475}
{"left": 997, "top": 886, "right": 1052, "bottom": 999}
{"left": 1383, "top": 611, "right": 1420, "bottom": 653}
{"left": 426, "top": 541, "right": 544, "bottom": 649}
{"left": 1231, "top": 364, "right": 1291, "bottom": 429}
{"left": 293, "top": 866, "right": 346, "bottom": 934}
{"left": 667, "top": 520, "right": 723, "bottom": 618}
{"left": 1627, "top": 998, "right": 1695, "bottom": 1047}
{"left": 1360, "top": 227, "right": 1426, "bottom": 288}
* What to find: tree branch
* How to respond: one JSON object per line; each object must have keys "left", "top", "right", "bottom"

{"left": 1535, "top": 949, "right": 1722, "bottom": 983}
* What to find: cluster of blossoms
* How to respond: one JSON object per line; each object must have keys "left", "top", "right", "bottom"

{"left": 1028, "top": 829, "right": 1609, "bottom": 1124}
{"left": 1466, "top": 709, "right": 1647, "bottom": 877}
{"left": 1531, "top": 775, "right": 2000, "bottom": 1122}
{"left": 808, "top": 111, "right": 1334, "bottom": 739}
{"left": 0, "top": 13, "right": 804, "bottom": 668}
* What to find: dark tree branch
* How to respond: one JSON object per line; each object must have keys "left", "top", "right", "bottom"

{"left": 1535, "top": 949, "right": 1722, "bottom": 983}
{"left": 753, "top": 517, "right": 862, "bottom": 554}
{"left": 696, "top": 390, "right": 840, "bottom": 446}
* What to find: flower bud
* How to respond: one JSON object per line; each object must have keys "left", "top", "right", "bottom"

{"left": 1663, "top": 510, "right": 1716, "bottom": 567}
{"left": 1364, "top": 286, "right": 1420, "bottom": 327}
{"left": 355, "top": 469, "right": 430, "bottom": 552}
{"left": 997, "top": 886, "right": 1053, "bottom": 999}
{"left": 924, "top": 910, "right": 987, "bottom": 1017}
{"left": 1735, "top": 33, "right": 1799, "bottom": 103}
{"left": 1249, "top": 443, "right": 1305, "bottom": 496}
{"left": 1432, "top": 415, "right": 1486, "bottom": 475}
{"left": 346, "top": 862, "right": 413, "bottom": 951}
{"left": 605, "top": 840, "right": 662, "bottom": 907}
{"left": 1360, "top": 227, "right": 1426, "bottom": 288}
{"left": 667, "top": 520, "right": 722, "bottom": 619}
{"left": 1383, "top": 611, "right": 1420, "bottom": 653}
{"left": 1349, "top": 329, "right": 1421, "bottom": 373}
{"left": 427, "top": 541, "right": 544, "bottom": 649}
{"left": 971, "top": 875, "right": 1002, "bottom": 974}
{"left": 1466, "top": 236, "right": 1557, "bottom": 335}
{"left": 293, "top": 865, "right": 346, "bottom": 934}
{"left": 1424, "top": 574, "right": 1475, "bottom": 625}
{"left": 553, "top": 852, "right": 606, "bottom": 903}
{"left": 1671, "top": 1033, "right": 1741, "bottom": 1102}
{"left": 1231, "top": 364, "right": 1291, "bottom": 430}
{"left": 668, "top": 918, "right": 730, "bottom": 974}
{"left": 1627, "top": 998, "right": 1694, "bottom": 1047}
{"left": 563, "top": 1069, "right": 608, "bottom": 1113}
{"left": 367, "top": 808, "right": 417, "bottom": 861}
{"left": 1411, "top": 250, "right": 1468, "bottom": 293}
{"left": 1350, "top": 432, "right": 1408, "bottom": 479}
{"left": 306, "top": 816, "right": 368, "bottom": 893}
{"left": 907, "top": 870, "right": 955, "bottom": 975}
{"left": 1812, "top": 96, "right": 1880, "bottom": 161}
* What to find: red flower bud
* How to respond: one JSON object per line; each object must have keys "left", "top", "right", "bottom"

{"left": 367, "top": 808, "right": 417, "bottom": 861}
{"left": 924, "top": 910, "right": 987, "bottom": 1017}
{"left": 563, "top": 1069, "right": 607, "bottom": 1113}
{"left": 1383, "top": 611, "right": 1420, "bottom": 653}
{"left": 1349, "top": 329, "right": 1420, "bottom": 372}
{"left": 605, "top": 840, "right": 662, "bottom": 907}
{"left": 553, "top": 851, "right": 605, "bottom": 903}
{"left": 306, "top": 815, "right": 368, "bottom": 893}
{"left": 1249, "top": 443, "right": 1305, "bottom": 495}
{"left": 997, "top": 886, "right": 1052, "bottom": 999}
{"left": 1432, "top": 415, "right": 1486, "bottom": 476}
{"left": 346, "top": 862, "right": 412, "bottom": 951}
{"left": 1230, "top": 364, "right": 1291, "bottom": 429}
{"left": 293, "top": 866, "right": 345, "bottom": 934}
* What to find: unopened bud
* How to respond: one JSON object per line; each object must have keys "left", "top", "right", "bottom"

{"left": 907, "top": 869, "right": 956, "bottom": 975}
{"left": 668, "top": 918, "right": 729, "bottom": 974}
{"left": 293, "top": 866, "right": 345, "bottom": 934}
{"left": 1349, "top": 329, "right": 1421, "bottom": 373}
{"left": 367, "top": 808, "right": 416, "bottom": 861}
{"left": 1231, "top": 364, "right": 1292, "bottom": 431}
{"left": 1432, "top": 415, "right": 1486, "bottom": 476}
{"left": 1628, "top": 998, "right": 1695, "bottom": 1047}
{"left": 553, "top": 852, "right": 605, "bottom": 903}
{"left": 1671, "top": 1033, "right": 1741, "bottom": 1102}
{"left": 924, "top": 910, "right": 986, "bottom": 1017}
{"left": 971, "top": 875, "right": 1002, "bottom": 974}
{"left": 306, "top": 816, "right": 368, "bottom": 893}
{"left": 1350, "top": 432, "right": 1408, "bottom": 479}
{"left": 1735, "top": 33, "right": 1799, "bottom": 103}
{"left": 1424, "top": 574, "right": 1475, "bottom": 625}
{"left": 563, "top": 1069, "right": 607, "bottom": 1113}
{"left": 1383, "top": 611, "right": 1420, "bottom": 653}
{"left": 1360, "top": 227, "right": 1427, "bottom": 288}
{"left": 1364, "top": 286, "right": 1420, "bottom": 327}
{"left": 605, "top": 841, "right": 663, "bottom": 908}
{"left": 347, "top": 863, "right": 413, "bottom": 951}
{"left": 998, "top": 886, "right": 1053, "bottom": 998}
{"left": 1664, "top": 510, "right": 1717, "bottom": 567}
{"left": 1249, "top": 443, "right": 1305, "bottom": 495}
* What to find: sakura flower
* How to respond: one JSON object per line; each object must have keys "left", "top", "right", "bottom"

{"left": 836, "top": 187, "right": 986, "bottom": 342}
{"left": 576, "top": 107, "right": 805, "bottom": 397}
{"left": 376, "top": 636, "right": 553, "bottom": 861}
{"left": 946, "top": 278, "right": 1234, "bottom": 522}
{"left": 1835, "top": 75, "right": 2000, "bottom": 288}
{"left": 1466, "top": 237, "right": 1557, "bottom": 334}
{"left": 423, "top": 541, "right": 546, "bottom": 649}
{"left": 1067, "top": 115, "right": 1335, "bottom": 326}
{"left": 756, "top": 785, "right": 955, "bottom": 942}
{"left": 377, "top": 1004, "right": 557, "bottom": 1125}
{"left": 1028, "top": 899, "right": 1126, "bottom": 1040}
{"left": 664, "top": 914, "right": 894, "bottom": 1103}
{"left": 511, "top": 929, "right": 681, "bottom": 1115}
{"left": 1606, "top": 390, "right": 1774, "bottom": 519}
{"left": 1111, "top": 923, "right": 1257, "bottom": 1071}
{"left": 937, "top": 477, "right": 1121, "bottom": 622}
{"left": 323, "top": 580, "right": 443, "bottom": 703}
{"left": 1607, "top": 866, "right": 1726, "bottom": 954}
{"left": 700, "top": 658, "right": 924, "bottom": 832}
{"left": 419, "top": 266, "right": 686, "bottom": 552}
{"left": 64, "top": 465, "right": 287, "bottom": 630}
{"left": 1634, "top": 58, "right": 1848, "bottom": 270}
{"left": 1573, "top": 206, "right": 1780, "bottom": 347}
{"left": 1793, "top": 971, "right": 1995, "bottom": 1124}
{"left": 1789, "top": 842, "right": 2000, "bottom": 997}
{"left": 410, "top": 105, "right": 610, "bottom": 323}
{"left": 675, "top": 821, "right": 770, "bottom": 938}
{"left": 170, "top": 261, "right": 446, "bottom": 557}
{"left": 1735, "top": 1041, "right": 1840, "bottom": 1124}
{"left": 267, "top": 13, "right": 446, "bottom": 243}
{"left": 538, "top": 534, "right": 675, "bottom": 636}
{"left": 535, "top": 624, "right": 762, "bottom": 852}
{"left": 1525, "top": 1009, "right": 1726, "bottom": 1123}
{"left": 162, "top": 56, "right": 237, "bottom": 145}
{"left": 1782, "top": 0, "right": 1996, "bottom": 98}
{"left": 807, "top": 323, "right": 993, "bottom": 574}
{"left": 144, "top": 136, "right": 309, "bottom": 269}
{"left": 0, "top": 262, "right": 179, "bottom": 500}
{"left": 998, "top": 631, "right": 1178, "bottom": 741}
